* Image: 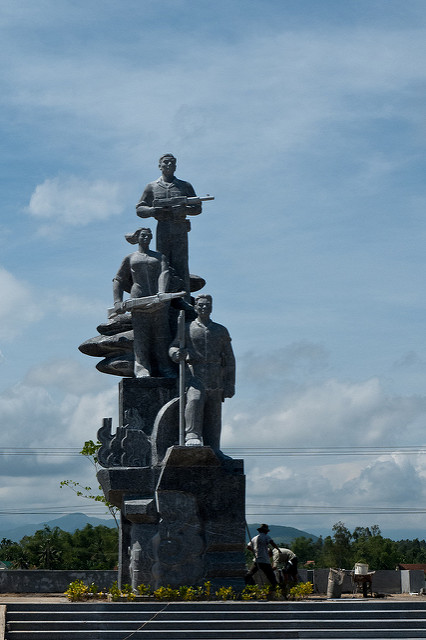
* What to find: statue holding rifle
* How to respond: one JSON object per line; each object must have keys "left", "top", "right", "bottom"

{"left": 112, "top": 227, "right": 182, "bottom": 379}
{"left": 136, "top": 154, "right": 213, "bottom": 298}
{"left": 169, "top": 294, "right": 235, "bottom": 452}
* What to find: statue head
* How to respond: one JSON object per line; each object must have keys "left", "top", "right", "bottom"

{"left": 194, "top": 294, "right": 212, "bottom": 319}
{"left": 125, "top": 228, "right": 152, "bottom": 245}
{"left": 159, "top": 154, "right": 176, "bottom": 177}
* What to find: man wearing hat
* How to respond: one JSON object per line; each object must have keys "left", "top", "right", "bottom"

{"left": 245, "top": 524, "right": 280, "bottom": 587}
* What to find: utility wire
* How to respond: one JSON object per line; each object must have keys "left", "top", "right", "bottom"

{"left": 1, "top": 446, "right": 426, "bottom": 457}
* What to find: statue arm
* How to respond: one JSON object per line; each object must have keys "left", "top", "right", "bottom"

{"left": 112, "top": 256, "right": 131, "bottom": 308}
{"left": 158, "top": 254, "right": 170, "bottom": 294}
{"left": 136, "top": 184, "right": 155, "bottom": 219}
{"left": 221, "top": 332, "right": 236, "bottom": 398}
{"left": 185, "top": 182, "right": 202, "bottom": 216}
{"left": 112, "top": 277, "right": 125, "bottom": 312}
{"left": 169, "top": 327, "right": 190, "bottom": 363}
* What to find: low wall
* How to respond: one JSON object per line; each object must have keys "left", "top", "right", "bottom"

{"left": 373, "top": 570, "right": 403, "bottom": 594}
{"left": 0, "top": 568, "right": 423, "bottom": 595}
{"left": 0, "top": 570, "right": 117, "bottom": 593}
{"left": 313, "top": 568, "right": 424, "bottom": 595}
{"left": 401, "top": 569, "right": 425, "bottom": 594}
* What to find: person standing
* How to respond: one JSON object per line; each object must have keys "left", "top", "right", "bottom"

{"left": 245, "top": 524, "right": 280, "bottom": 586}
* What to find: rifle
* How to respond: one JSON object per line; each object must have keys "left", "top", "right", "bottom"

{"left": 152, "top": 195, "right": 214, "bottom": 212}
{"left": 108, "top": 291, "right": 186, "bottom": 319}
{"left": 177, "top": 310, "right": 186, "bottom": 446}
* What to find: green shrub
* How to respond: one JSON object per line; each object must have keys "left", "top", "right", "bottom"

{"left": 64, "top": 579, "right": 89, "bottom": 601}
{"left": 87, "top": 582, "right": 98, "bottom": 595}
{"left": 109, "top": 580, "right": 122, "bottom": 601}
{"left": 215, "top": 585, "right": 236, "bottom": 600}
{"left": 153, "top": 585, "right": 180, "bottom": 600}
{"left": 137, "top": 583, "right": 152, "bottom": 596}
{"left": 288, "top": 581, "right": 313, "bottom": 600}
{"left": 64, "top": 578, "right": 308, "bottom": 602}
{"left": 241, "top": 585, "right": 269, "bottom": 600}
{"left": 121, "top": 583, "right": 136, "bottom": 600}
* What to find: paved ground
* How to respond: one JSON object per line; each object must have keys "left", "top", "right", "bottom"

{"left": 0, "top": 593, "right": 425, "bottom": 604}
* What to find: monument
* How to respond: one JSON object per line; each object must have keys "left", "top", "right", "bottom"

{"left": 79, "top": 154, "right": 246, "bottom": 590}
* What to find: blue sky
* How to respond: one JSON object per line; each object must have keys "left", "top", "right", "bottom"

{"left": 1, "top": 0, "right": 426, "bottom": 540}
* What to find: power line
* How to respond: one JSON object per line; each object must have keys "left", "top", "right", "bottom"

{"left": 1, "top": 446, "right": 426, "bottom": 457}
{"left": 1, "top": 503, "right": 426, "bottom": 517}
{"left": 224, "top": 447, "right": 426, "bottom": 457}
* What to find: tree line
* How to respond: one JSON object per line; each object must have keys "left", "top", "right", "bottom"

{"left": 0, "top": 524, "right": 118, "bottom": 570}
{"left": 291, "top": 521, "right": 426, "bottom": 570}
{"left": 1, "top": 521, "right": 426, "bottom": 571}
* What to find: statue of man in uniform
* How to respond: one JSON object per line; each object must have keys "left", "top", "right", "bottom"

{"left": 112, "top": 228, "right": 176, "bottom": 379}
{"left": 135, "top": 154, "right": 202, "bottom": 299}
{"left": 169, "top": 294, "right": 235, "bottom": 452}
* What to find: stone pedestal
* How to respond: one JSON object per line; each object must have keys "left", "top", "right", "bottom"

{"left": 98, "top": 446, "right": 245, "bottom": 589}
{"left": 97, "top": 377, "right": 245, "bottom": 590}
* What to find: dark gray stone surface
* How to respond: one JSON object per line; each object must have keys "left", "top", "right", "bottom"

{"left": 97, "top": 467, "right": 156, "bottom": 508}
{"left": 0, "top": 571, "right": 116, "bottom": 593}
{"left": 98, "top": 446, "right": 245, "bottom": 590}
{"left": 78, "top": 331, "right": 133, "bottom": 357}
{"left": 96, "top": 353, "right": 134, "bottom": 377}
{"left": 97, "top": 378, "right": 178, "bottom": 469}
{"left": 119, "top": 377, "right": 177, "bottom": 434}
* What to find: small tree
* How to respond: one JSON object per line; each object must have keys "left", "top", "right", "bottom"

{"left": 60, "top": 440, "right": 119, "bottom": 528}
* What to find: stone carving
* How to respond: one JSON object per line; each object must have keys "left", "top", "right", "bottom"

{"left": 169, "top": 294, "right": 235, "bottom": 452}
{"left": 81, "top": 155, "right": 245, "bottom": 590}
{"left": 152, "top": 491, "right": 205, "bottom": 586}
{"left": 97, "top": 409, "right": 151, "bottom": 468}
{"left": 136, "top": 154, "right": 212, "bottom": 299}
{"left": 112, "top": 227, "right": 177, "bottom": 379}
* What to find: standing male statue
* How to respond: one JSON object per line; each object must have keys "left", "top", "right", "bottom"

{"left": 112, "top": 228, "right": 176, "bottom": 379}
{"left": 169, "top": 294, "right": 235, "bottom": 451}
{"left": 135, "top": 154, "right": 202, "bottom": 299}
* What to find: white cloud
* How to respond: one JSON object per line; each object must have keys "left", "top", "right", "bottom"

{"left": 44, "top": 292, "right": 107, "bottom": 319}
{"left": 24, "top": 359, "right": 108, "bottom": 395}
{"left": 27, "top": 176, "right": 124, "bottom": 235}
{"left": 0, "top": 267, "right": 43, "bottom": 340}
{"left": 225, "top": 374, "right": 426, "bottom": 449}
{"left": 222, "top": 347, "right": 426, "bottom": 532}
{"left": 339, "top": 455, "right": 424, "bottom": 506}
{"left": 0, "top": 357, "right": 118, "bottom": 521}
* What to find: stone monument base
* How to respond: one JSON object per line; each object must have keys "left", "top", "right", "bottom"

{"left": 98, "top": 446, "right": 246, "bottom": 590}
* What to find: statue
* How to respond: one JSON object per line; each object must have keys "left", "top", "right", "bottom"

{"left": 112, "top": 227, "right": 177, "bottom": 379}
{"left": 135, "top": 154, "right": 212, "bottom": 298}
{"left": 169, "top": 294, "right": 235, "bottom": 451}
{"left": 81, "top": 155, "right": 245, "bottom": 591}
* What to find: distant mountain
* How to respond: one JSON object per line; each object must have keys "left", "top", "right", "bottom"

{"left": 0, "top": 514, "right": 317, "bottom": 545}
{"left": 247, "top": 523, "right": 319, "bottom": 544}
{"left": 0, "top": 513, "right": 116, "bottom": 543}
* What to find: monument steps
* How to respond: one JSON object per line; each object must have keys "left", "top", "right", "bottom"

{"left": 5, "top": 601, "right": 426, "bottom": 639}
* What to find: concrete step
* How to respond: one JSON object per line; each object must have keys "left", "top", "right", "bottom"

{"left": 7, "top": 617, "right": 426, "bottom": 629}
{"left": 7, "top": 609, "right": 426, "bottom": 621}
{"left": 5, "top": 601, "right": 426, "bottom": 640}
{"left": 6, "top": 631, "right": 426, "bottom": 640}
